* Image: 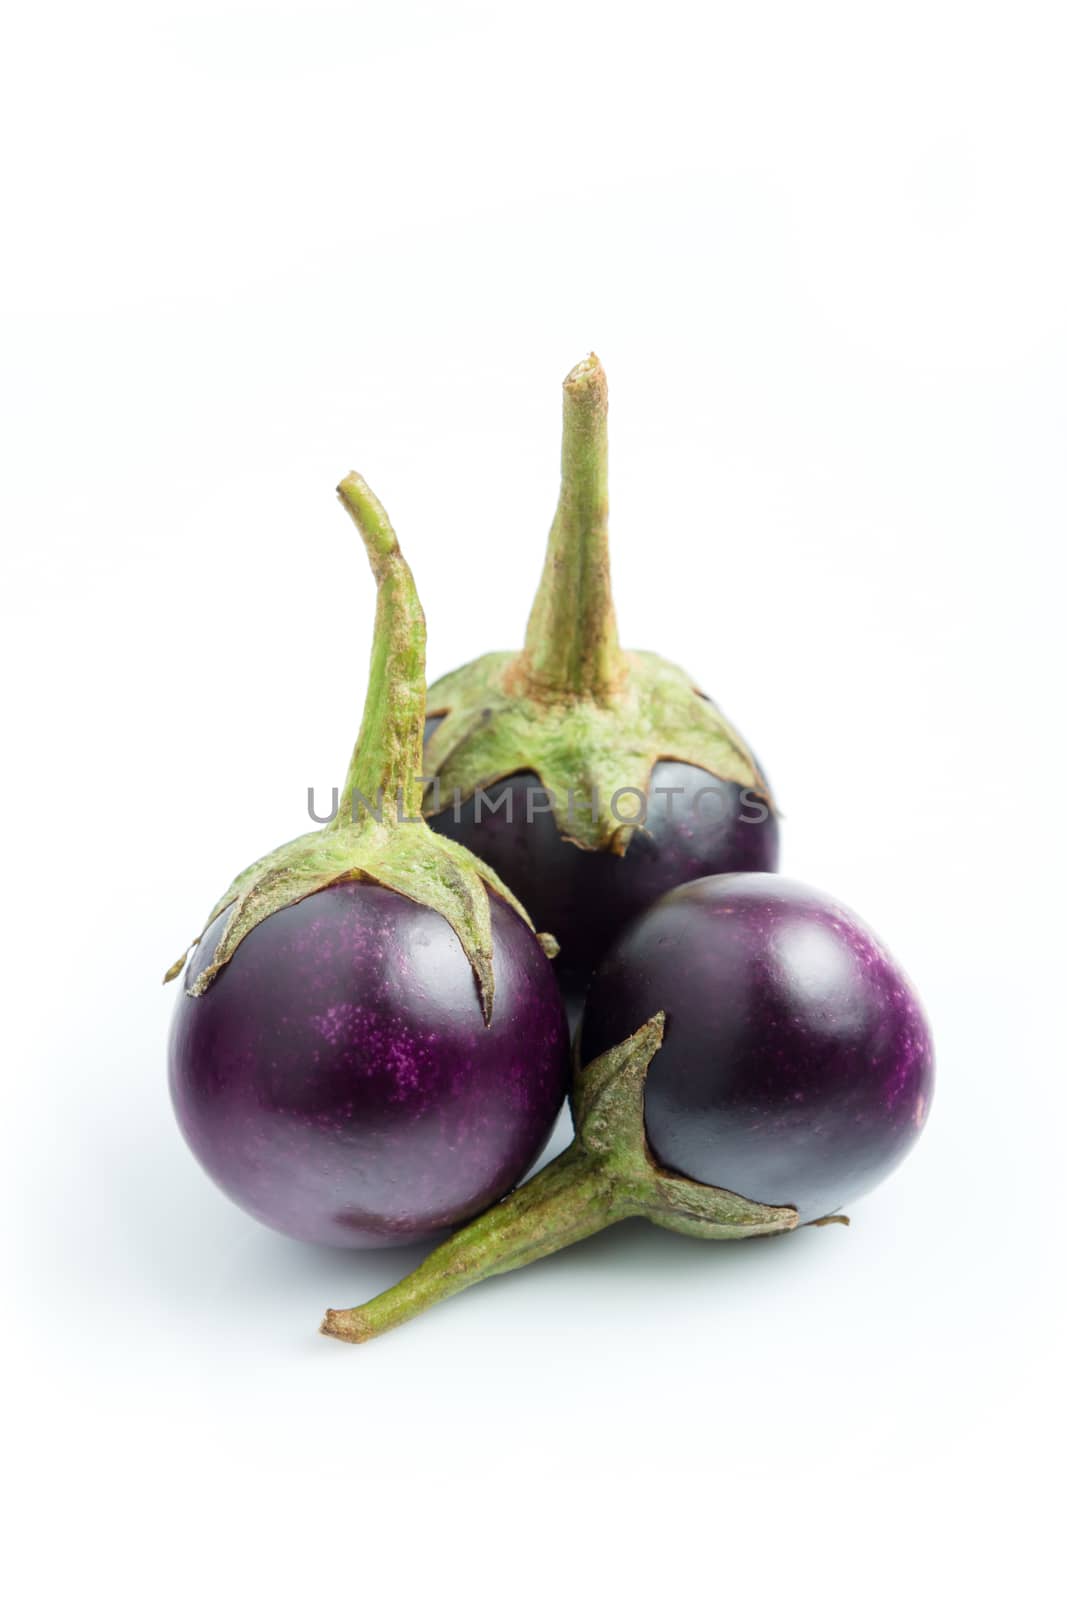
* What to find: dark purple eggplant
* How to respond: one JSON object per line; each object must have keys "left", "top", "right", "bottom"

{"left": 580, "top": 874, "right": 934, "bottom": 1222}
{"left": 322, "top": 873, "right": 932, "bottom": 1337}
{"left": 423, "top": 356, "right": 779, "bottom": 1011}
{"left": 166, "top": 475, "right": 568, "bottom": 1247}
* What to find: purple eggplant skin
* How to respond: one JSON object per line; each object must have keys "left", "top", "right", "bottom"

{"left": 169, "top": 882, "right": 569, "bottom": 1248}
{"left": 579, "top": 874, "right": 933, "bottom": 1222}
{"left": 425, "top": 739, "right": 780, "bottom": 1012}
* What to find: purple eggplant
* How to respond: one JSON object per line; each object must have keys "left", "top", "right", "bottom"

{"left": 322, "top": 873, "right": 932, "bottom": 1338}
{"left": 580, "top": 874, "right": 934, "bottom": 1222}
{"left": 166, "top": 475, "right": 568, "bottom": 1248}
{"left": 422, "top": 356, "right": 778, "bottom": 1010}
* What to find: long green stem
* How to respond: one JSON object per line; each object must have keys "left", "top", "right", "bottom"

{"left": 333, "top": 473, "right": 427, "bottom": 827}
{"left": 320, "top": 1015, "right": 800, "bottom": 1344}
{"left": 321, "top": 1144, "right": 636, "bottom": 1343}
{"left": 515, "top": 354, "right": 625, "bottom": 703}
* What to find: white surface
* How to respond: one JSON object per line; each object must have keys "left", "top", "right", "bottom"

{"left": 3, "top": 3, "right": 1064, "bottom": 1594}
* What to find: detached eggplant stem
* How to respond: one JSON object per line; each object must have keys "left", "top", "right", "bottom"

{"left": 321, "top": 1015, "right": 799, "bottom": 1344}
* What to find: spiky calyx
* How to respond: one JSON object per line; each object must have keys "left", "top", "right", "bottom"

{"left": 321, "top": 1014, "right": 798, "bottom": 1343}
{"left": 164, "top": 474, "right": 549, "bottom": 1024}
{"left": 424, "top": 649, "right": 769, "bottom": 854}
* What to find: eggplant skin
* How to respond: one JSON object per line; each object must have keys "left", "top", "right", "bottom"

{"left": 580, "top": 874, "right": 933, "bottom": 1223}
{"left": 169, "top": 882, "right": 569, "bottom": 1248}
{"left": 427, "top": 758, "right": 779, "bottom": 1013}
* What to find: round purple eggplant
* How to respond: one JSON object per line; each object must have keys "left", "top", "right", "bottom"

{"left": 580, "top": 874, "right": 934, "bottom": 1221}
{"left": 166, "top": 473, "right": 568, "bottom": 1248}
{"left": 422, "top": 355, "right": 778, "bottom": 1008}
{"left": 322, "top": 873, "right": 932, "bottom": 1341}
{"left": 170, "top": 883, "right": 566, "bottom": 1247}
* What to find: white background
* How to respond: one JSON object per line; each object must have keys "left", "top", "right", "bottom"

{"left": 3, "top": 2, "right": 1064, "bottom": 1595}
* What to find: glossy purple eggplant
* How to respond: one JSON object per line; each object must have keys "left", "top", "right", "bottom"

{"left": 166, "top": 473, "right": 568, "bottom": 1248}
{"left": 580, "top": 874, "right": 934, "bottom": 1220}
{"left": 170, "top": 883, "right": 567, "bottom": 1247}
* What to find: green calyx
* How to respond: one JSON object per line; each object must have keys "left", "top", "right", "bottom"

{"left": 164, "top": 474, "right": 546, "bottom": 1024}
{"left": 321, "top": 1014, "right": 798, "bottom": 1344}
{"left": 422, "top": 353, "right": 774, "bottom": 854}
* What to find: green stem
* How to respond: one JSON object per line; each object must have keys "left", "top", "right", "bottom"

{"left": 515, "top": 354, "right": 625, "bottom": 703}
{"left": 320, "top": 1015, "right": 800, "bottom": 1344}
{"left": 333, "top": 473, "right": 427, "bottom": 828}
{"left": 321, "top": 1144, "right": 636, "bottom": 1344}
